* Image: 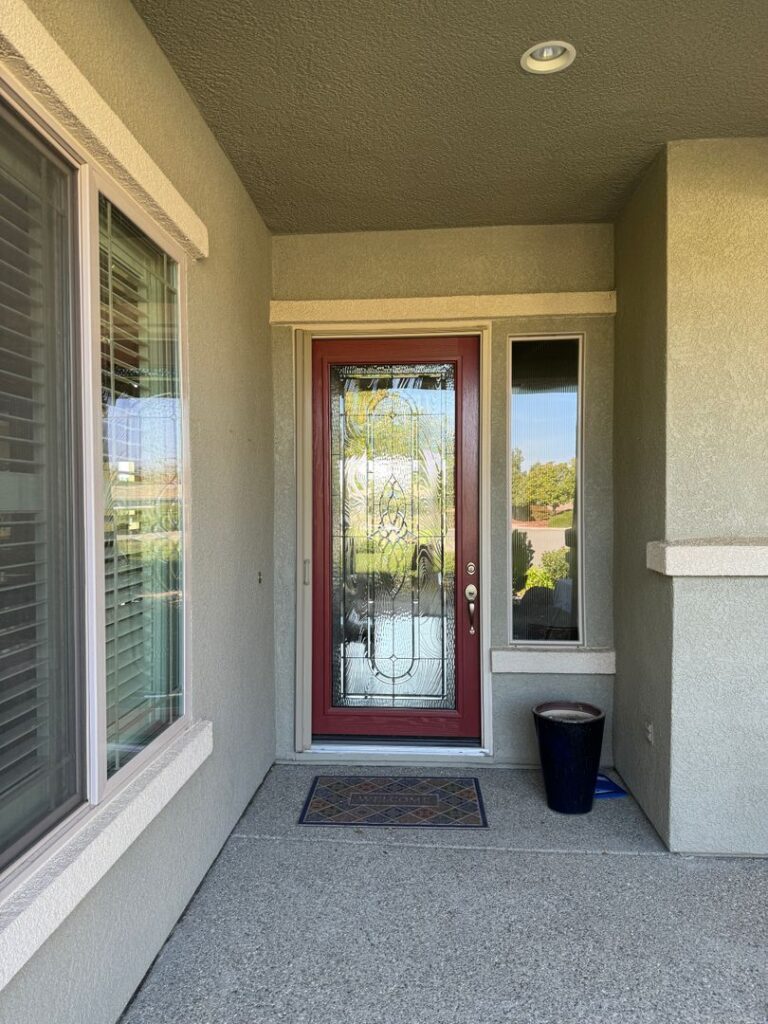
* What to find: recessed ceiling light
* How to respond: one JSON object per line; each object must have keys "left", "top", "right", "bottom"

{"left": 520, "top": 40, "right": 576, "bottom": 75}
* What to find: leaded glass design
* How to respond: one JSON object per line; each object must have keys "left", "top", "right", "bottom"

{"left": 330, "top": 363, "right": 456, "bottom": 709}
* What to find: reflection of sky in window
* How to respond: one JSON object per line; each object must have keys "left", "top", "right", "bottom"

{"left": 512, "top": 391, "right": 577, "bottom": 466}
{"left": 106, "top": 397, "right": 181, "bottom": 468}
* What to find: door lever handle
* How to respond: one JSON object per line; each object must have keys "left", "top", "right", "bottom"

{"left": 464, "top": 583, "right": 478, "bottom": 635}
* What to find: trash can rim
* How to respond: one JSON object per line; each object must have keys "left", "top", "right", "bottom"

{"left": 532, "top": 700, "right": 604, "bottom": 722}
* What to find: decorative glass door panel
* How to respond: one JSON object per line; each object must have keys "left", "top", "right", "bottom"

{"left": 312, "top": 337, "right": 480, "bottom": 740}
{"left": 330, "top": 363, "right": 456, "bottom": 710}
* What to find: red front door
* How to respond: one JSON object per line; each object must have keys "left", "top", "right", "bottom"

{"left": 311, "top": 336, "right": 481, "bottom": 740}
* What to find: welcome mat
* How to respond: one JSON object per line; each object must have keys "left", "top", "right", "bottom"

{"left": 299, "top": 775, "right": 488, "bottom": 828}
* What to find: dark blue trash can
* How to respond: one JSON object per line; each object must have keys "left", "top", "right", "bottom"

{"left": 532, "top": 701, "right": 605, "bottom": 814}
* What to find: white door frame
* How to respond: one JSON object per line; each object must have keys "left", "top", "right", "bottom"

{"left": 293, "top": 321, "right": 493, "bottom": 760}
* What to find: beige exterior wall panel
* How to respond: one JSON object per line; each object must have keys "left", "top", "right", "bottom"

{"left": 273, "top": 223, "right": 614, "bottom": 300}
{"left": 666, "top": 139, "right": 768, "bottom": 542}
{"left": 613, "top": 152, "right": 673, "bottom": 844}
{"left": 1, "top": 2, "right": 276, "bottom": 1022}
{"left": 663, "top": 139, "right": 768, "bottom": 853}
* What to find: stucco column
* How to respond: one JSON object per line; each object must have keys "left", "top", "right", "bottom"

{"left": 616, "top": 138, "right": 768, "bottom": 854}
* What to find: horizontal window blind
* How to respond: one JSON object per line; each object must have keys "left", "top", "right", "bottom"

{"left": 0, "top": 101, "right": 83, "bottom": 870}
{"left": 99, "top": 196, "right": 183, "bottom": 777}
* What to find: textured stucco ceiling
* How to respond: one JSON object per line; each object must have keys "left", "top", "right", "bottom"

{"left": 131, "top": 0, "right": 768, "bottom": 234}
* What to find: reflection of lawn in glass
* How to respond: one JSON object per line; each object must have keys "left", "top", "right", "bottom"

{"left": 349, "top": 550, "right": 455, "bottom": 576}
{"left": 546, "top": 509, "right": 573, "bottom": 528}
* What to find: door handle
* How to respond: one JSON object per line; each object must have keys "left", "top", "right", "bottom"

{"left": 464, "top": 583, "right": 478, "bottom": 635}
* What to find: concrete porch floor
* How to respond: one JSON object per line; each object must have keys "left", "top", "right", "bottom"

{"left": 120, "top": 766, "right": 768, "bottom": 1024}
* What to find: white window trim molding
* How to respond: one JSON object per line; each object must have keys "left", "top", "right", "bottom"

{"left": 270, "top": 291, "right": 616, "bottom": 326}
{"left": 293, "top": 321, "right": 494, "bottom": 757}
{"left": 491, "top": 648, "right": 615, "bottom": 674}
{"left": 83, "top": 166, "right": 194, "bottom": 804}
{"left": 0, "top": 0, "right": 208, "bottom": 260}
{"left": 647, "top": 539, "right": 768, "bottom": 577}
{"left": 0, "top": 720, "right": 212, "bottom": 991}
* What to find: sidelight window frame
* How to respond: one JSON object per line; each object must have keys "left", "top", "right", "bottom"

{"left": 506, "top": 333, "right": 585, "bottom": 648}
{"left": 0, "top": 74, "right": 191, "bottom": 888}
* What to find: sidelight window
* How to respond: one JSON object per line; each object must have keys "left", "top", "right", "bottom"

{"left": 509, "top": 337, "right": 582, "bottom": 644}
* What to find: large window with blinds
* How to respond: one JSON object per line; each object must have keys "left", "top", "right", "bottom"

{"left": 0, "top": 91, "right": 187, "bottom": 875}
{"left": 100, "top": 197, "right": 183, "bottom": 777}
{"left": 0, "top": 102, "right": 83, "bottom": 871}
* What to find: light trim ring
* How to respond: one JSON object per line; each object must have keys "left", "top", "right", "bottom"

{"left": 520, "top": 40, "right": 577, "bottom": 75}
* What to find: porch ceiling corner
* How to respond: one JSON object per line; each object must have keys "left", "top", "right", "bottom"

{"left": 0, "top": 0, "right": 209, "bottom": 259}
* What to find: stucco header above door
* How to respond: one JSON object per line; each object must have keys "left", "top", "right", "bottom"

{"left": 270, "top": 291, "right": 617, "bottom": 326}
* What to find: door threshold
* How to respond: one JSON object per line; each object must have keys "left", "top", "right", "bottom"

{"left": 306, "top": 742, "right": 492, "bottom": 758}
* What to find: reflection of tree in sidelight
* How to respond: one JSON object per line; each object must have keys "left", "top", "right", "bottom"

{"left": 511, "top": 447, "right": 576, "bottom": 520}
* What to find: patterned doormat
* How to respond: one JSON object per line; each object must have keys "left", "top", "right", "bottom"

{"left": 298, "top": 775, "right": 488, "bottom": 828}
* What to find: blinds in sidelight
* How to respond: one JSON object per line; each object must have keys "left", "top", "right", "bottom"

{"left": 99, "top": 196, "right": 183, "bottom": 777}
{"left": 0, "top": 102, "right": 83, "bottom": 870}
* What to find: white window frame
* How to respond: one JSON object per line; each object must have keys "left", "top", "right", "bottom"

{"left": 0, "top": 72, "right": 192, "bottom": 885}
{"left": 85, "top": 169, "right": 191, "bottom": 803}
{"left": 506, "top": 332, "right": 585, "bottom": 647}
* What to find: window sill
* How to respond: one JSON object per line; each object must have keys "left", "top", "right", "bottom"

{"left": 0, "top": 719, "right": 213, "bottom": 991}
{"left": 491, "top": 648, "right": 615, "bottom": 674}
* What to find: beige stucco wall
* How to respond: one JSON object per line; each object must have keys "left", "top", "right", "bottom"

{"left": 666, "top": 139, "right": 768, "bottom": 541}
{"left": 273, "top": 223, "right": 614, "bottom": 298}
{"left": 670, "top": 577, "right": 768, "bottom": 853}
{"left": 613, "top": 152, "right": 673, "bottom": 843}
{"left": 614, "top": 138, "right": 768, "bottom": 854}
{"left": 272, "top": 226, "right": 616, "bottom": 765}
{"left": 665, "top": 139, "right": 768, "bottom": 853}
{"left": 0, "top": 2, "right": 276, "bottom": 1023}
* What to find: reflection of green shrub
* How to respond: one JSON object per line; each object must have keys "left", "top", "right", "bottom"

{"left": 511, "top": 531, "right": 533, "bottom": 593}
{"left": 525, "top": 565, "right": 556, "bottom": 590}
{"left": 525, "top": 548, "right": 570, "bottom": 592}
{"left": 541, "top": 547, "right": 570, "bottom": 582}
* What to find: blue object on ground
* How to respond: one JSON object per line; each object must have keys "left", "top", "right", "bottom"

{"left": 594, "top": 774, "right": 628, "bottom": 799}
